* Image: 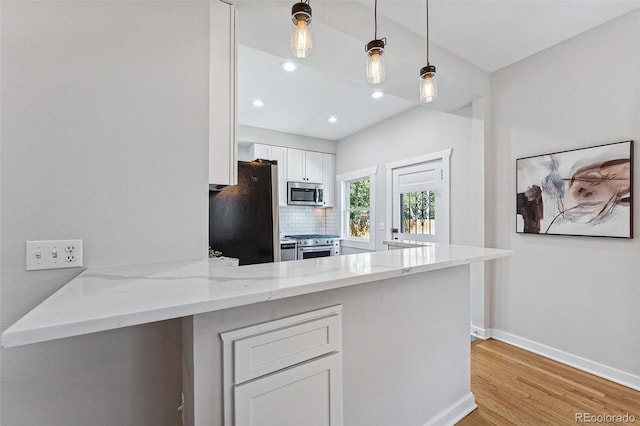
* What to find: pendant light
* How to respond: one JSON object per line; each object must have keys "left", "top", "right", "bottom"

{"left": 291, "top": 0, "right": 313, "bottom": 59}
{"left": 419, "top": 0, "right": 437, "bottom": 103}
{"left": 365, "top": 0, "right": 386, "bottom": 85}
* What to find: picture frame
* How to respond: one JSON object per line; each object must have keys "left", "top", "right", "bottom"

{"left": 516, "top": 140, "right": 633, "bottom": 238}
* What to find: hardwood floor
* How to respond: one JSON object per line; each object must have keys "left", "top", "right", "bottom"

{"left": 458, "top": 339, "right": 640, "bottom": 425}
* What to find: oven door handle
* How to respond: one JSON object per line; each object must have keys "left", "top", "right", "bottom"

{"left": 298, "top": 245, "right": 333, "bottom": 253}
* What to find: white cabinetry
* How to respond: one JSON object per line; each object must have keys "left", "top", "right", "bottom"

{"left": 252, "top": 143, "right": 270, "bottom": 161}
{"left": 306, "top": 150, "right": 324, "bottom": 183}
{"left": 242, "top": 143, "right": 287, "bottom": 205}
{"left": 208, "top": 0, "right": 237, "bottom": 189}
{"left": 287, "top": 148, "right": 323, "bottom": 183}
{"left": 270, "top": 146, "right": 287, "bottom": 206}
{"left": 221, "top": 306, "right": 343, "bottom": 426}
{"left": 322, "top": 153, "right": 336, "bottom": 207}
{"left": 234, "top": 354, "right": 342, "bottom": 426}
{"left": 240, "top": 143, "right": 335, "bottom": 207}
{"left": 287, "top": 148, "right": 305, "bottom": 182}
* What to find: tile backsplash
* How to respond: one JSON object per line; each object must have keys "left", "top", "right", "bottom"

{"left": 325, "top": 208, "right": 339, "bottom": 236}
{"left": 280, "top": 206, "right": 340, "bottom": 237}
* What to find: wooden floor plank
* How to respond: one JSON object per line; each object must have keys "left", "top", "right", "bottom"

{"left": 457, "top": 339, "right": 640, "bottom": 425}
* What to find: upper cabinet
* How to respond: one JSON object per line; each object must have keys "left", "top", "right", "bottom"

{"left": 287, "top": 148, "right": 323, "bottom": 184}
{"left": 241, "top": 143, "right": 288, "bottom": 206}
{"left": 208, "top": 0, "right": 237, "bottom": 189}
{"left": 270, "top": 146, "right": 288, "bottom": 206}
{"left": 286, "top": 148, "right": 305, "bottom": 182}
{"left": 240, "top": 143, "right": 335, "bottom": 208}
{"left": 322, "top": 153, "right": 336, "bottom": 208}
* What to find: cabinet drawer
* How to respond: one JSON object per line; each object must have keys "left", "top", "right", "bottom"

{"left": 222, "top": 306, "right": 342, "bottom": 384}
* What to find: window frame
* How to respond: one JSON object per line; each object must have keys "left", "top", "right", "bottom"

{"left": 337, "top": 166, "right": 377, "bottom": 251}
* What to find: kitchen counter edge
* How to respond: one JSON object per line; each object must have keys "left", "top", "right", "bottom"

{"left": 2, "top": 244, "right": 513, "bottom": 348}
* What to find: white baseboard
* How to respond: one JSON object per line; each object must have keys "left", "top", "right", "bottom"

{"left": 490, "top": 329, "right": 640, "bottom": 391}
{"left": 424, "top": 392, "right": 477, "bottom": 426}
{"left": 470, "top": 325, "right": 491, "bottom": 340}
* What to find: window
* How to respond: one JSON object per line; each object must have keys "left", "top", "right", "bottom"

{"left": 347, "top": 178, "right": 371, "bottom": 239}
{"left": 337, "top": 166, "right": 377, "bottom": 250}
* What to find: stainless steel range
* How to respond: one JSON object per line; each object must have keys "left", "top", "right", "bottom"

{"left": 285, "top": 234, "right": 341, "bottom": 260}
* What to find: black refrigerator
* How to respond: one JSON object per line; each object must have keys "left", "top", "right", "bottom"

{"left": 209, "top": 160, "right": 280, "bottom": 265}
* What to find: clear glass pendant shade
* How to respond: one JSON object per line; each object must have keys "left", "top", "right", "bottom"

{"left": 367, "top": 51, "right": 385, "bottom": 85}
{"left": 291, "top": 19, "right": 312, "bottom": 58}
{"left": 291, "top": 3, "right": 313, "bottom": 59}
{"left": 419, "top": 66, "right": 437, "bottom": 103}
{"left": 365, "top": 39, "right": 386, "bottom": 85}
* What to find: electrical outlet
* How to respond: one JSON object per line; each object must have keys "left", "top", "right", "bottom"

{"left": 26, "top": 240, "right": 83, "bottom": 271}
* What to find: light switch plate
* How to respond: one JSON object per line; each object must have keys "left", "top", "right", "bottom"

{"left": 378, "top": 222, "right": 385, "bottom": 231}
{"left": 26, "top": 240, "right": 83, "bottom": 271}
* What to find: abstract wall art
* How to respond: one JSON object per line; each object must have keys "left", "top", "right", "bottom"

{"left": 516, "top": 140, "right": 633, "bottom": 238}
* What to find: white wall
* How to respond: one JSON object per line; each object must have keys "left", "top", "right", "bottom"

{"left": 490, "top": 10, "right": 640, "bottom": 388}
{"left": 336, "top": 107, "right": 484, "bottom": 252}
{"left": 238, "top": 125, "right": 337, "bottom": 153}
{"left": 336, "top": 106, "right": 489, "bottom": 327}
{"left": 1, "top": 1, "right": 210, "bottom": 423}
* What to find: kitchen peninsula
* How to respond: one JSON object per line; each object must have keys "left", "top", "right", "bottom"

{"left": 2, "top": 244, "right": 511, "bottom": 425}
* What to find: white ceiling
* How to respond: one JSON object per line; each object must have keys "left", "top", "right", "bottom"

{"left": 236, "top": 0, "right": 640, "bottom": 141}
{"left": 238, "top": 45, "right": 417, "bottom": 140}
{"left": 375, "top": 0, "right": 640, "bottom": 73}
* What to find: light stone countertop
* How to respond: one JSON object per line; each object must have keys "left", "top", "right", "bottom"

{"left": 383, "top": 239, "right": 433, "bottom": 248}
{"left": 2, "top": 244, "right": 512, "bottom": 348}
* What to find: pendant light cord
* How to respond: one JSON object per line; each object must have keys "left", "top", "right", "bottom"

{"left": 426, "top": 0, "right": 430, "bottom": 63}
{"left": 374, "top": 0, "right": 378, "bottom": 40}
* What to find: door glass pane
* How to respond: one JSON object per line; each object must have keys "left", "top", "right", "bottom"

{"left": 400, "top": 190, "right": 435, "bottom": 235}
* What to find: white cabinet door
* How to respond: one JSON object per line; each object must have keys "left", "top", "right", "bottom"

{"left": 270, "top": 146, "right": 288, "bottom": 206}
{"left": 287, "top": 148, "right": 323, "bottom": 183}
{"left": 234, "top": 353, "right": 343, "bottom": 426}
{"left": 305, "top": 150, "right": 323, "bottom": 183}
{"left": 252, "top": 143, "right": 270, "bottom": 161}
{"left": 287, "top": 148, "right": 306, "bottom": 182}
{"left": 322, "top": 153, "right": 335, "bottom": 207}
{"left": 239, "top": 143, "right": 268, "bottom": 162}
{"left": 208, "top": 0, "right": 237, "bottom": 188}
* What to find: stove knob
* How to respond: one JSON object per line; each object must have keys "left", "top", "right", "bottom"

{"left": 314, "top": 239, "right": 319, "bottom": 244}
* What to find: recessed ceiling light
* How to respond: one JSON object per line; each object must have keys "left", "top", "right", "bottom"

{"left": 281, "top": 61, "right": 297, "bottom": 72}
{"left": 371, "top": 91, "right": 384, "bottom": 99}
{"left": 328, "top": 116, "right": 338, "bottom": 123}
{"left": 252, "top": 99, "right": 264, "bottom": 107}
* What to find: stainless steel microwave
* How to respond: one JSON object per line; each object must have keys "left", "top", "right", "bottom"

{"left": 287, "top": 182, "right": 324, "bottom": 206}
